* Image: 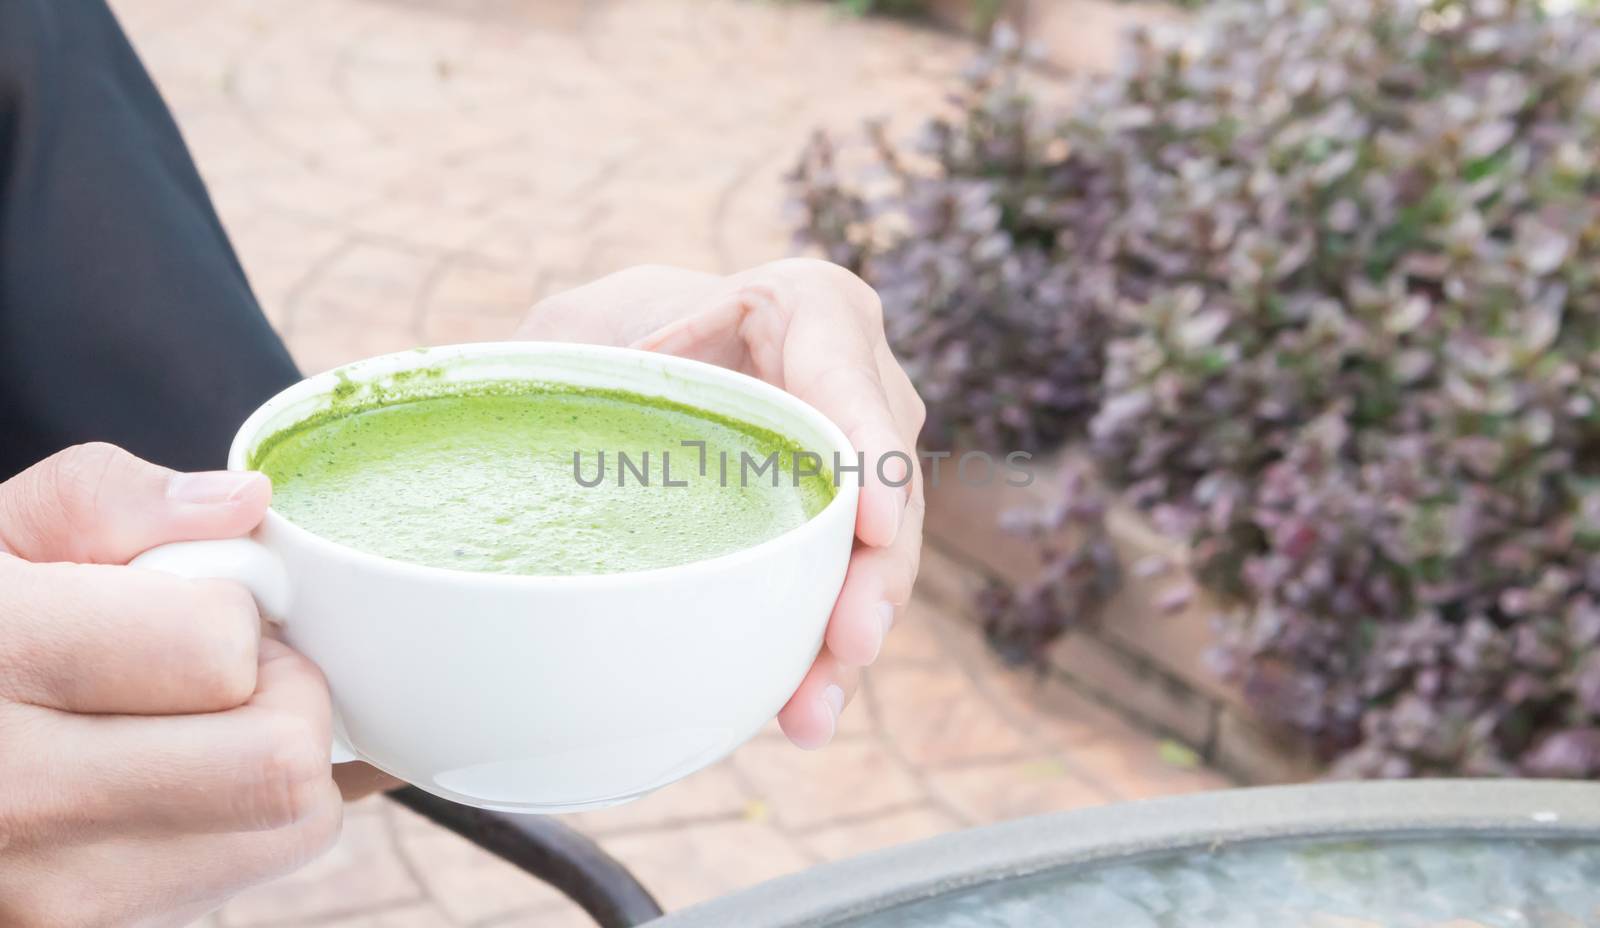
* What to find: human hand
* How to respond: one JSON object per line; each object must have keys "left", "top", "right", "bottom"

{"left": 0, "top": 444, "right": 344, "bottom": 926}
{"left": 518, "top": 259, "right": 926, "bottom": 749}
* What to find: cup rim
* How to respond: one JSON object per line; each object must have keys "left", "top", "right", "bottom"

{"left": 230, "top": 341, "right": 862, "bottom": 588}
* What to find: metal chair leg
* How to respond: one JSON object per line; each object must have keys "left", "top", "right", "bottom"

{"left": 386, "top": 787, "right": 664, "bottom": 927}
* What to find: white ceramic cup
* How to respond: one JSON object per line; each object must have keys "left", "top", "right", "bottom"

{"left": 130, "top": 342, "right": 859, "bottom": 813}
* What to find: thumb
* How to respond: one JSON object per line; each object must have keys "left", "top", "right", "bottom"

{"left": 0, "top": 443, "right": 270, "bottom": 564}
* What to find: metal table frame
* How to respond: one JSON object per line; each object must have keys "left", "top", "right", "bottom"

{"left": 387, "top": 787, "right": 664, "bottom": 927}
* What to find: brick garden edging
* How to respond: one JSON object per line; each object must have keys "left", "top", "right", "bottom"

{"left": 920, "top": 450, "right": 1322, "bottom": 785}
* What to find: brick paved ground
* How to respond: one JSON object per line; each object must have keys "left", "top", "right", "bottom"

{"left": 106, "top": 0, "right": 1230, "bottom": 923}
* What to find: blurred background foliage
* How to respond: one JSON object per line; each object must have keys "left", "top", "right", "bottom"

{"left": 827, "top": 0, "right": 1008, "bottom": 26}
{"left": 791, "top": 0, "right": 1600, "bottom": 779}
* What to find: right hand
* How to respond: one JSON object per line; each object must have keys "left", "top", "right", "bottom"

{"left": 0, "top": 443, "right": 343, "bottom": 927}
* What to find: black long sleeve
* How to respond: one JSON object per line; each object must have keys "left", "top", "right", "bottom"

{"left": 0, "top": 0, "right": 300, "bottom": 480}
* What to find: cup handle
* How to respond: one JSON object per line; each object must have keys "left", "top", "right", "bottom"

{"left": 130, "top": 539, "right": 360, "bottom": 764}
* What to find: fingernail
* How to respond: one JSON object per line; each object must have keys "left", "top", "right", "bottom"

{"left": 877, "top": 601, "right": 897, "bottom": 637}
{"left": 821, "top": 683, "right": 845, "bottom": 739}
{"left": 167, "top": 471, "right": 262, "bottom": 504}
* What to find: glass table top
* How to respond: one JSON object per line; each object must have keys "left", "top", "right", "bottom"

{"left": 836, "top": 835, "right": 1600, "bottom": 928}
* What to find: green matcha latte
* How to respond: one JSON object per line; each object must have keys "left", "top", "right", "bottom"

{"left": 251, "top": 382, "right": 835, "bottom": 576}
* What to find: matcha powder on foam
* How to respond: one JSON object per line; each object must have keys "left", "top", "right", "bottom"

{"left": 253, "top": 382, "right": 835, "bottom": 576}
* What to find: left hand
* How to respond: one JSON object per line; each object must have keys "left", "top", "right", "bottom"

{"left": 517, "top": 259, "right": 926, "bottom": 749}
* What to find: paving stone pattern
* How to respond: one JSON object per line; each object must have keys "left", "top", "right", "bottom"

{"left": 107, "top": 1, "right": 1227, "bottom": 923}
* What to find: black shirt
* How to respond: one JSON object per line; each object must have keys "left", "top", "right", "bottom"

{"left": 0, "top": 0, "right": 299, "bottom": 479}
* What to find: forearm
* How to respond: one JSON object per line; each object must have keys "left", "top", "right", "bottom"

{"left": 0, "top": 0, "right": 299, "bottom": 479}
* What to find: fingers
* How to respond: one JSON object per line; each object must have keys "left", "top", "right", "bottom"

{"left": 812, "top": 323, "right": 926, "bottom": 668}
{"left": 517, "top": 265, "right": 725, "bottom": 346}
{"left": 631, "top": 292, "right": 757, "bottom": 373}
{"left": 0, "top": 443, "right": 270, "bottom": 565}
{"left": 825, "top": 482, "right": 926, "bottom": 666}
{"left": 0, "top": 784, "right": 342, "bottom": 928}
{"left": 617, "top": 260, "right": 919, "bottom": 549}
{"left": 580, "top": 260, "right": 927, "bottom": 751}
{"left": 742, "top": 264, "right": 912, "bottom": 549}
{"left": 823, "top": 369, "right": 912, "bottom": 550}
{"left": 11, "top": 639, "right": 336, "bottom": 837}
{"left": 781, "top": 486, "right": 923, "bottom": 746}
{"left": 719, "top": 261, "right": 923, "bottom": 745}
{"left": 874, "top": 338, "right": 928, "bottom": 450}
{"left": 246, "top": 637, "right": 334, "bottom": 737}
{"left": 777, "top": 648, "right": 861, "bottom": 750}
{"left": 0, "top": 558, "right": 261, "bottom": 714}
